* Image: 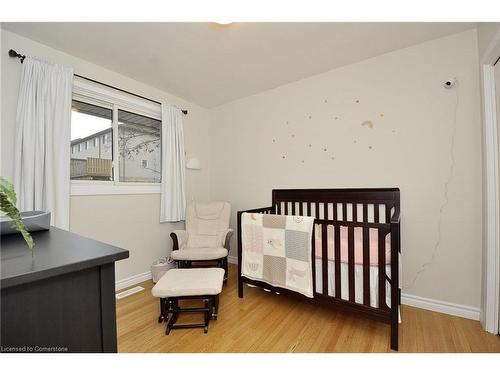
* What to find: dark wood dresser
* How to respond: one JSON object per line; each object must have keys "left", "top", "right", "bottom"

{"left": 1, "top": 227, "right": 129, "bottom": 353}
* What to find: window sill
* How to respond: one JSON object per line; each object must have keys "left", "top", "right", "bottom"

{"left": 71, "top": 181, "right": 161, "bottom": 196}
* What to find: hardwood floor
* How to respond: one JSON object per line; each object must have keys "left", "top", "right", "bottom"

{"left": 116, "top": 265, "right": 500, "bottom": 353}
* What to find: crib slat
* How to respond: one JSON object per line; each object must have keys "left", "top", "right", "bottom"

{"left": 315, "top": 202, "right": 320, "bottom": 219}
{"left": 284, "top": 201, "right": 289, "bottom": 215}
{"left": 363, "top": 227, "right": 370, "bottom": 306}
{"left": 348, "top": 226, "right": 355, "bottom": 302}
{"left": 378, "top": 229, "right": 387, "bottom": 309}
{"left": 385, "top": 204, "right": 392, "bottom": 224}
{"left": 363, "top": 203, "right": 368, "bottom": 222}
{"left": 322, "top": 224, "right": 328, "bottom": 297}
{"left": 307, "top": 201, "right": 311, "bottom": 216}
{"left": 333, "top": 202, "right": 338, "bottom": 221}
{"left": 352, "top": 203, "right": 357, "bottom": 222}
{"left": 324, "top": 202, "right": 329, "bottom": 221}
{"left": 334, "top": 225, "right": 341, "bottom": 298}
{"left": 342, "top": 203, "right": 347, "bottom": 222}
{"left": 374, "top": 204, "right": 379, "bottom": 223}
{"left": 299, "top": 201, "right": 303, "bottom": 216}
{"left": 291, "top": 201, "right": 296, "bottom": 215}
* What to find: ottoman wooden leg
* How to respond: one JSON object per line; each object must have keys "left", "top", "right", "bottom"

{"left": 204, "top": 298, "right": 210, "bottom": 333}
{"left": 212, "top": 295, "right": 219, "bottom": 320}
{"left": 158, "top": 298, "right": 167, "bottom": 323}
{"left": 166, "top": 298, "right": 180, "bottom": 335}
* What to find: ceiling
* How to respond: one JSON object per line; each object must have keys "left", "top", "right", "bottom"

{"left": 2, "top": 22, "right": 476, "bottom": 108}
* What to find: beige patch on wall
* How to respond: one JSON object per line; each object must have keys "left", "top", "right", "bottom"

{"left": 361, "top": 120, "right": 374, "bottom": 129}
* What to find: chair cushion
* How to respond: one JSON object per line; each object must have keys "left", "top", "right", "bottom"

{"left": 152, "top": 268, "right": 225, "bottom": 297}
{"left": 185, "top": 201, "right": 231, "bottom": 248}
{"left": 171, "top": 247, "right": 228, "bottom": 261}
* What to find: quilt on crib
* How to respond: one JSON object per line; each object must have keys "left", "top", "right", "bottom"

{"left": 241, "top": 213, "right": 315, "bottom": 298}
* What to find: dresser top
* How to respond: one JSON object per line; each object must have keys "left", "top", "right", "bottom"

{"left": 1, "top": 227, "right": 129, "bottom": 288}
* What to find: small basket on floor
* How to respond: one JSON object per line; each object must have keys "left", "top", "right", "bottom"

{"left": 151, "top": 257, "right": 176, "bottom": 283}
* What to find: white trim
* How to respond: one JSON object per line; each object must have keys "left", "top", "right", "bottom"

{"left": 480, "top": 27, "right": 500, "bottom": 334}
{"left": 71, "top": 181, "right": 160, "bottom": 196}
{"left": 402, "top": 293, "right": 480, "bottom": 321}
{"left": 481, "top": 63, "right": 500, "bottom": 333}
{"left": 115, "top": 286, "right": 145, "bottom": 300}
{"left": 228, "top": 255, "right": 238, "bottom": 265}
{"left": 115, "top": 270, "right": 152, "bottom": 291}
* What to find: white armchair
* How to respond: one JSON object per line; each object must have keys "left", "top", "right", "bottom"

{"left": 170, "top": 201, "right": 232, "bottom": 281}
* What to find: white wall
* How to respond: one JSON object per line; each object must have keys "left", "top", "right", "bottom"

{"left": 210, "top": 30, "right": 482, "bottom": 308}
{"left": 0, "top": 29, "right": 211, "bottom": 282}
{"left": 477, "top": 23, "right": 500, "bottom": 61}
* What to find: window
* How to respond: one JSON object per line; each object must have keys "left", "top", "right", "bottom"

{"left": 70, "top": 77, "right": 162, "bottom": 195}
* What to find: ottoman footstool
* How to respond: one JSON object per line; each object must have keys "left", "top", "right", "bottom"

{"left": 152, "top": 268, "right": 225, "bottom": 334}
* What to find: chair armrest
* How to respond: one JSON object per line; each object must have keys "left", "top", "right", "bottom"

{"left": 170, "top": 230, "right": 188, "bottom": 250}
{"left": 222, "top": 228, "right": 234, "bottom": 252}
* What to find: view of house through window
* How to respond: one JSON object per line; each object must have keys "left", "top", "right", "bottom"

{"left": 70, "top": 100, "right": 113, "bottom": 181}
{"left": 118, "top": 109, "right": 161, "bottom": 183}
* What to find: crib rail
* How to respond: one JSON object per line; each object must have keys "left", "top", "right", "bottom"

{"left": 241, "top": 206, "right": 275, "bottom": 214}
{"left": 237, "top": 188, "right": 400, "bottom": 350}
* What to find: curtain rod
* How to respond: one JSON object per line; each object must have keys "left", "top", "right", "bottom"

{"left": 8, "top": 49, "right": 188, "bottom": 115}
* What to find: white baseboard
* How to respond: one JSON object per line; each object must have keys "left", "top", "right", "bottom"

{"left": 116, "top": 270, "right": 152, "bottom": 291}
{"left": 402, "top": 293, "right": 480, "bottom": 321}
{"left": 116, "top": 286, "right": 145, "bottom": 300}
{"left": 228, "top": 255, "right": 238, "bottom": 265}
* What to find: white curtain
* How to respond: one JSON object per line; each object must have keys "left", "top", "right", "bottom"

{"left": 13, "top": 57, "right": 73, "bottom": 230}
{"left": 160, "top": 104, "right": 186, "bottom": 222}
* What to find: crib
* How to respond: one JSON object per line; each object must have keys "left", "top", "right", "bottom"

{"left": 237, "top": 188, "right": 401, "bottom": 351}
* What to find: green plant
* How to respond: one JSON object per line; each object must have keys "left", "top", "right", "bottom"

{"left": 0, "top": 177, "right": 34, "bottom": 249}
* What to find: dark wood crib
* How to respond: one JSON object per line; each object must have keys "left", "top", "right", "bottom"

{"left": 237, "top": 188, "right": 401, "bottom": 351}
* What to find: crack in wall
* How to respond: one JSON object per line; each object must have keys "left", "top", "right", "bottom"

{"left": 403, "top": 87, "right": 460, "bottom": 291}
